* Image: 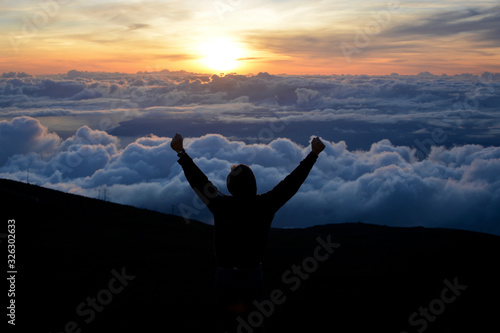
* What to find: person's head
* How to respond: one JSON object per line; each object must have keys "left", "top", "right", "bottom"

{"left": 226, "top": 164, "right": 257, "bottom": 197}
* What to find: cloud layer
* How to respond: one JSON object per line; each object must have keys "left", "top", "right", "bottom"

{"left": 1, "top": 116, "right": 499, "bottom": 235}
{"left": 1, "top": 70, "right": 500, "bottom": 153}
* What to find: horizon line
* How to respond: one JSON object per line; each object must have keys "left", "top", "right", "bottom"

{"left": 2, "top": 69, "right": 499, "bottom": 77}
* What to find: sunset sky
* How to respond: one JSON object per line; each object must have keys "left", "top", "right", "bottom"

{"left": 1, "top": 0, "right": 500, "bottom": 75}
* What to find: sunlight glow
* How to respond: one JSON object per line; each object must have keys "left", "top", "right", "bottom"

{"left": 199, "top": 37, "right": 244, "bottom": 72}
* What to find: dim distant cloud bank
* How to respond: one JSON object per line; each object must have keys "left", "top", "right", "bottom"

{"left": 1, "top": 70, "right": 499, "bottom": 235}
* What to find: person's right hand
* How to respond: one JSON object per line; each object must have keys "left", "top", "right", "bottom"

{"left": 311, "top": 137, "right": 325, "bottom": 155}
{"left": 171, "top": 133, "right": 184, "bottom": 153}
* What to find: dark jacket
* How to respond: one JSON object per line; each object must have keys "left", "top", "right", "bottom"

{"left": 178, "top": 152, "right": 318, "bottom": 269}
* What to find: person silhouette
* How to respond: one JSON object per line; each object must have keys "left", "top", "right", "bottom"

{"left": 171, "top": 134, "right": 325, "bottom": 332}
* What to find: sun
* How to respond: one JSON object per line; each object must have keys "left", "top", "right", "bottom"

{"left": 199, "top": 37, "right": 244, "bottom": 72}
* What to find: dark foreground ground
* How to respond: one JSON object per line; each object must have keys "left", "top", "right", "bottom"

{"left": 1, "top": 178, "right": 499, "bottom": 333}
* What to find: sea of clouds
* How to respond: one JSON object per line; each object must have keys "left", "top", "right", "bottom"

{"left": 1, "top": 70, "right": 499, "bottom": 235}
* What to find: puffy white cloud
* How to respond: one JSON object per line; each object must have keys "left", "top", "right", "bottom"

{"left": 1, "top": 117, "right": 499, "bottom": 235}
{"left": 0, "top": 116, "right": 61, "bottom": 165}
{"left": 61, "top": 125, "right": 119, "bottom": 148}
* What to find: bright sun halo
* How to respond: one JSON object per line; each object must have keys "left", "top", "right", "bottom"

{"left": 199, "top": 37, "right": 243, "bottom": 72}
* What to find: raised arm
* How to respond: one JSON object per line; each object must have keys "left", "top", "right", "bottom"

{"left": 264, "top": 137, "right": 325, "bottom": 211}
{"left": 171, "top": 134, "right": 219, "bottom": 207}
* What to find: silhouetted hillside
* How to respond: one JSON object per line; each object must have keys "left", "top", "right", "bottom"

{"left": 1, "top": 178, "right": 499, "bottom": 332}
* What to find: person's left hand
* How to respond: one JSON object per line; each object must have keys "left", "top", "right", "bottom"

{"left": 171, "top": 133, "right": 184, "bottom": 153}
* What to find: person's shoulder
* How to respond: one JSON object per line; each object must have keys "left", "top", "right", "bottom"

{"left": 255, "top": 193, "right": 273, "bottom": 205}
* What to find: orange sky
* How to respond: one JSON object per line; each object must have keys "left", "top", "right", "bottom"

{"left": 1, "top": 0, "right": 499, "bottom": 75}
